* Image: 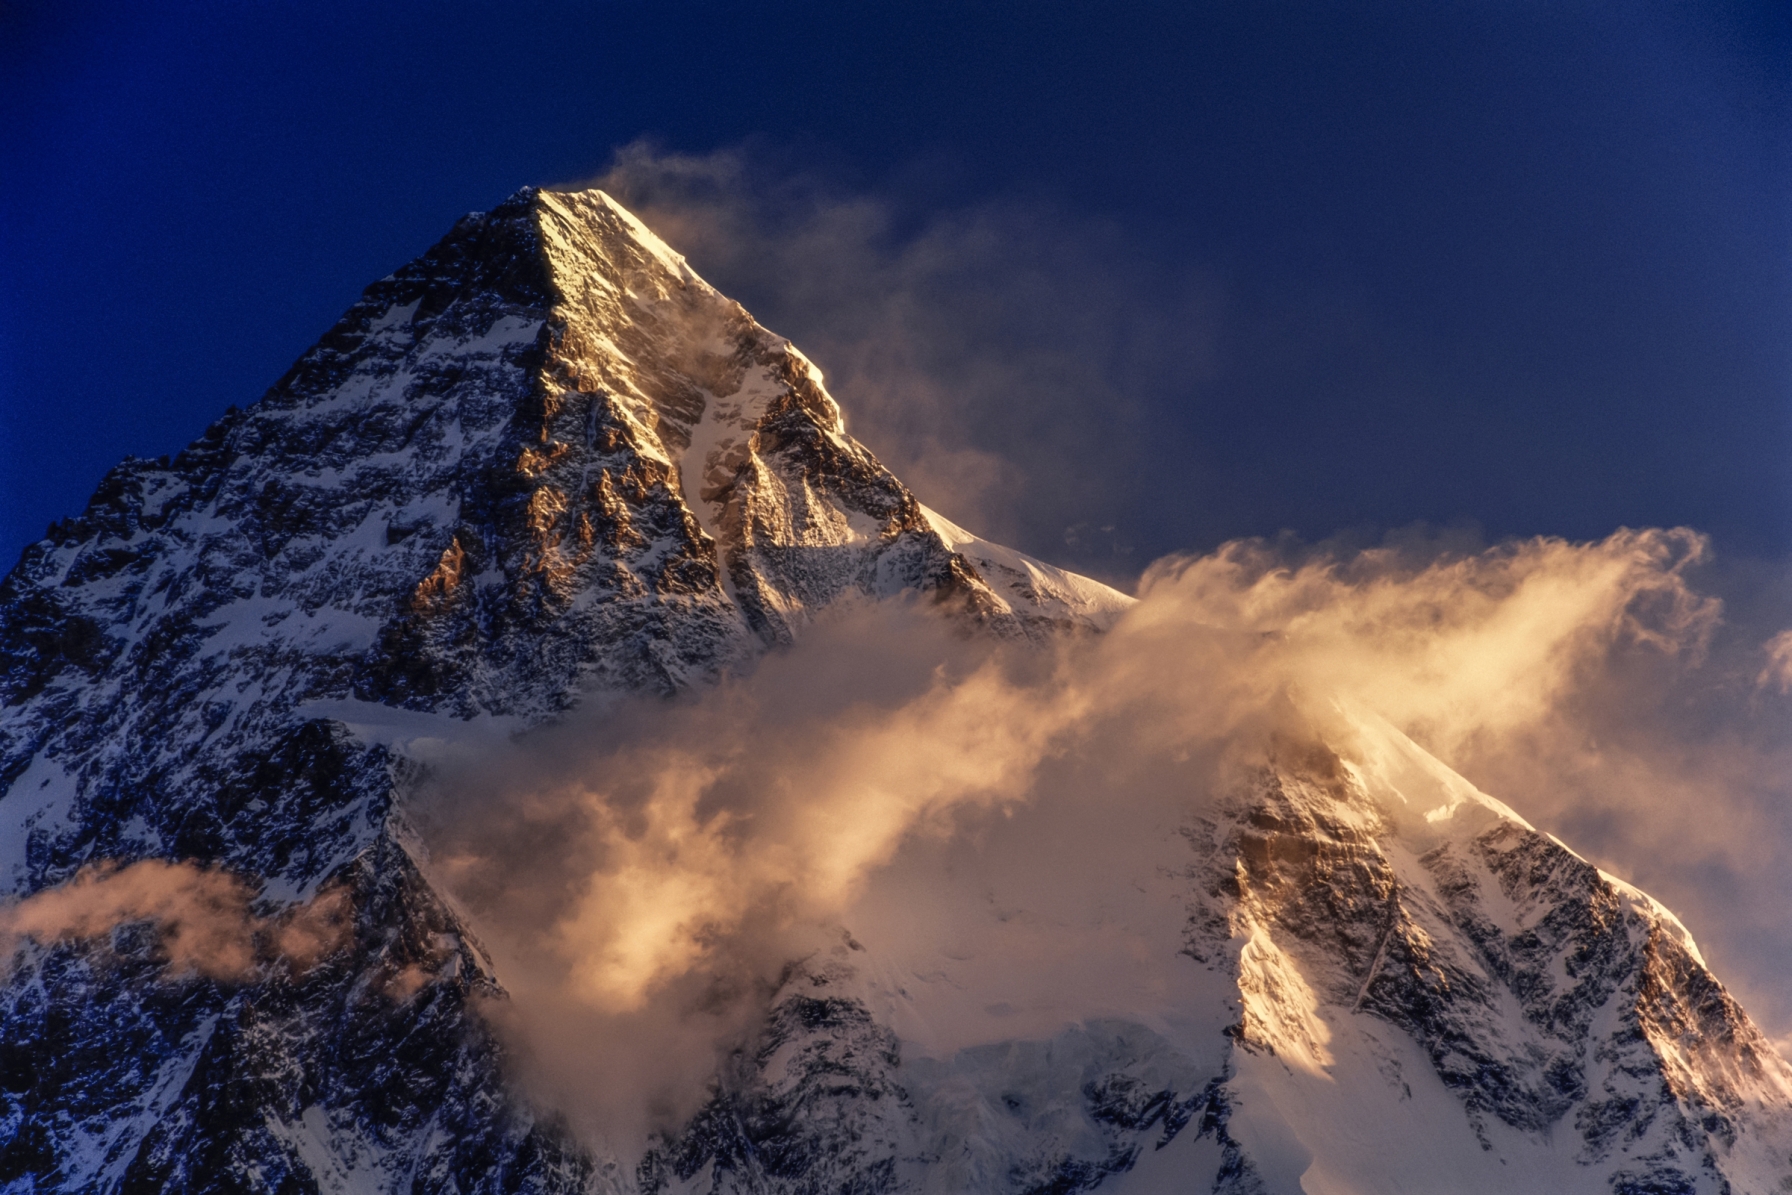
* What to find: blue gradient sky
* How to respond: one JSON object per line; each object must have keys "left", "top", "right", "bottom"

{"left": 2, "top": 0, "right": 1787, "bottom": 576}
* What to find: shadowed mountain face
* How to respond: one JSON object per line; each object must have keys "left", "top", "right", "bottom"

{"left": 0, "top": 190, "right": 1786, "bottom": 1195}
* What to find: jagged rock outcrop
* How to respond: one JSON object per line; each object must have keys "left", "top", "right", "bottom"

{"left": 1173, "top": 713, "right": 1792, "bottom": 1193}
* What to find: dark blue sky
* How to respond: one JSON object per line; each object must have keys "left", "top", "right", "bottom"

{"left": 2, "top": 0, "right": 1788, "bottom": 577}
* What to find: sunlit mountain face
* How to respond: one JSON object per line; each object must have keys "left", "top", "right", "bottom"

{"left": 1, "top": 189, "right": 1790, "bottom": 1195}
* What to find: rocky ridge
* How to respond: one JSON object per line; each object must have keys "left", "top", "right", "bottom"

{"left": 0, "top": 188, "right": 1788, "bottom": 1195}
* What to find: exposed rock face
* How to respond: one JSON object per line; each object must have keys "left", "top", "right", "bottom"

{"left": 1, "top": 189, "right": 1787, "bottom": 1194}
{"left": 1174, "top": 717, "right": 1792, "bottom": 1193}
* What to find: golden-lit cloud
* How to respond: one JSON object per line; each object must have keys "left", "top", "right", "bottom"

{"left": 1127, "top": 526, "right": 1719, "bottom": 759}
{"left": 548, "top": 658, "right": 1080, "bottom": 1010}
{"left": 413, "top": 523, "right": 1792, "bottom": 1146}
{"left": 437, "top": 529, "right": 1727, "bottom": 1007}
{"left": 0, "top": 860, "right": 351, "bottom": 981}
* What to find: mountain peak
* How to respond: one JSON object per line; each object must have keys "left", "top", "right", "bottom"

{"left": 0, "top": 184, "right": 1137, "bottom": 1188}
{"left": 5, "top": 187, "right": 1778, "bottom": 1195}
{"left": 539, "top": 187, "right": 705, "bottom": 286}
{"left": 9, "top": 183, "right": 1126, "bottom": 729}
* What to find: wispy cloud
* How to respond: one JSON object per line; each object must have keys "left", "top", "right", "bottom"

{"left": 1760, "top": 629, "right": 1792, "bottom": 694}
{"left": 0, "top": 860, "right": 351, "bottom": 982}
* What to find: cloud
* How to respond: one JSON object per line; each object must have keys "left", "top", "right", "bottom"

{"left": 410, "top": 523, "right": 1792, "bottom": 1148}
{"left": 413, "top": 601, "right": 1064, "bottom": 1145}
{"left": 1134, "top": 525, "right": 1720, "bottom": 760}
{"left": 0, "top": 859, "right": 351, "bottom": 982}
{"left": 1760, "top": 629, "right": 1792, "bottom": 694}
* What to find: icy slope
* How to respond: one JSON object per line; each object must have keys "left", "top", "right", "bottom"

{"left": 921, "top": 506, "right": 1132, "bottom": 631}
